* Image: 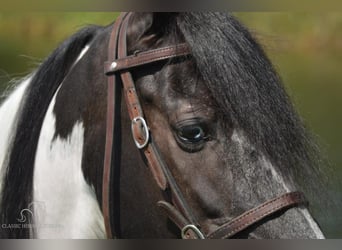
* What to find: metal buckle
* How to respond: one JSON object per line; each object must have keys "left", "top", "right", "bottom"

{"left": 131, "top": 116, "right": 149, "bottom": 149}
{"left": 181, "top": 224, "right": 205, "bottom": 239}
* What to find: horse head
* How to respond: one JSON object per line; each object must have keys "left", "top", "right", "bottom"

{"left": 113, "top": 12, "right": 325, "bottom": 238}
{"left": 0, "top": 12, "right": 327, "bottom": 239}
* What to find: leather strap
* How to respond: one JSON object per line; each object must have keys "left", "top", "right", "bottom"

{"left": 105, "top": 43, "right": 190, "bottom": 75}
{"left": 207, "top": 191, "right": 307, "bottom": 239}
{"left": 102, "top": 12, "right": 129, "bottom": 239}
{"left": 158, "top": 191, "right": 307, "bottom": 239}
{"left": 117, "top": 13, "right": 199, "bottom": 223}
{"left": 116, "top": 13, "right": 168, "bottom": 190}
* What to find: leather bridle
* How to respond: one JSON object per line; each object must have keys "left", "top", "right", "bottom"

{"left": 102, "top": 12, "right": 307, "bottom": 239}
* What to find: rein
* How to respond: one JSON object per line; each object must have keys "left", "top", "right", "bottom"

{"left": 102, "top": 12, "right": 307, "bottom": 239}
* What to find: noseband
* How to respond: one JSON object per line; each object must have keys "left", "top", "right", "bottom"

{"left": 103, "top": 12, "right": 307, "bottom": 239}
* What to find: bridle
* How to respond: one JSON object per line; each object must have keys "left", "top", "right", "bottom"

{"left": 102, "top": 12, "right": 307, "bottom": 239}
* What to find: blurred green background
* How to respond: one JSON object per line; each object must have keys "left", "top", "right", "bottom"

{"left": 0, "top": 12, "right": 341, "bottom": 237}
{"left": 237, "top": 13, "right": 342, "bottom": 238}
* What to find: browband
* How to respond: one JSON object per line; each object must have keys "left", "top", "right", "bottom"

{"left": 105, "top": 43, "right": 190, "bottom": 75}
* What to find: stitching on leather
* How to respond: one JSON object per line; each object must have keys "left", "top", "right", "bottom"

{"left": 121, "top": 47, "right": 188, "bottom": 68}
{"left": 111, "top": 44, "right": 189, "bottom": 72}
{"left": 224, "top": 200, "right": 299, "bottom": 238}
{"left": 208, "top": 192, "right": 301, "bottom": 238}
{"left": 210, "top": 193, "right": 301, "bottom": 238}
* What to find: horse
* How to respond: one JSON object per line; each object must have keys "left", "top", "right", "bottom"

{"left": 0, "top": 12, "right": 328, "bottom": 239}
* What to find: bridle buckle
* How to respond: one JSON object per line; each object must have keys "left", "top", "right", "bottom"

{"left": 131, "top": 116, "right": 149, "bottom": 149}
{"left": 181, "top": 224, "right": 205, "bottom": 239}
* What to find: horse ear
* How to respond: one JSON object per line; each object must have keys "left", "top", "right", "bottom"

{"left": 127, "top": 12, "right": 178, "bottom": 50}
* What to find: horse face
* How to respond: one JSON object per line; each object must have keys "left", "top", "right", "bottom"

{"left": 135, "top": 59, "right": 235, "bottom": 231}
{"left": 134, "top": 57, "right": 324, "bottom": 239}
{"left": 126, "top": 12, "right": 324, "bottom": 238}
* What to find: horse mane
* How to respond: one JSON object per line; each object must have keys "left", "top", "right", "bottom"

{"left": 176, "top": 13, "right": 329, "bottom": 214}
{"left": 0, "top": 25, "right": 101, "bottom": 238}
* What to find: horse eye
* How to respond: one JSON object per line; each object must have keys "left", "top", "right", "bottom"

{"left": 178, "top": 125, "right": 206, "bottom": 144}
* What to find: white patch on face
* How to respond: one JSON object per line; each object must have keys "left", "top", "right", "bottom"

{"left": 260, "top": 155, "right": 291, "bottom": 193}
{"left": 258, "top": 146, "right": 324, "bottom": 238}
{"left": 260, "top": 155, "right": 325, "bottom": 238}
{"left": 33, "top": 91, "right": 105, "bottom": 239}
{"left": 230, "top": 129, "right": 325, "bottom": 238}
{"left": 231, "top": 129, "right": 292, "bottom": 193}
{"left": 298, "top": 208, "right": 325, "bottom": 239}
{"left": 0, "top": 76, "right": 31, "bottom": 194}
